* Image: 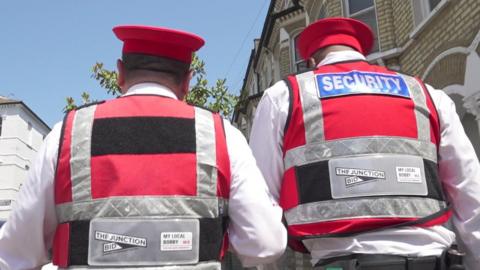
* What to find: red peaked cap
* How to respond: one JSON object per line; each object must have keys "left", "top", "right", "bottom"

{"left": 113, "top": 25, "right": 205, "bottom": 64}
{"left": 298, "top": 17, "right": 374, "bottom": 60}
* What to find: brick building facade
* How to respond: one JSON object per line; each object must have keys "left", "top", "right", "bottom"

{"left": 233, "top": 0, "right": 480, "bottom": 158}
{"left": 232, "top": 0, "right": 480, "bottom": 269}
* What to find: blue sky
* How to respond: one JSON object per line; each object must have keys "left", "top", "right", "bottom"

{"left": 0, "top": 1, "right": 269, "bottom": 127}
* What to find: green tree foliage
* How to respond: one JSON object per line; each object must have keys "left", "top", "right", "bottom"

{"left": 65, "top": 55, "right": 238, "bottom": 117}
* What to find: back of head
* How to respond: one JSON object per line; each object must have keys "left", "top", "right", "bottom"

{"left": 297, "top": 17, "right": 374, "bottom": 63}
{"left": 122, "top": 53, "right": 190, "bottom": 86}
{"left": 113, "top": 25, "right": 205, "bottom": 92}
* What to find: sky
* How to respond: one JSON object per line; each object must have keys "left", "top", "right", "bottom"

{"left": 0, "top": 1, "right": 269, "bottom": 127}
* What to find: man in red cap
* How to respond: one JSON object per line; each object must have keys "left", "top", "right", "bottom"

{"left": 250, "top": 17, "right": 480, "bottom": 269}
{"left": 0, "top": 25, "right": 287, "bottom": 269}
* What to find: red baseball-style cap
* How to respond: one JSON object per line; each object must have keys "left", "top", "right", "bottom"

{"left": 297, "top": 17, "right": 374, "bottom": 60}
{"left": 113, "top": 25, "right": 205, "bottom": 64}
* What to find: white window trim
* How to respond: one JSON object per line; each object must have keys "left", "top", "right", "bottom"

{"left": 272, "top": 47, "right": 281, "bottom": 82}
{"left": 349, "top": 5, "right": 375, "bottom": 17}
{"left": 248, "top": 80, "right": 255, "bottom": 96}
{"left": 265, "top": 60, "right": 273, "bottom": 87}
{"left": 283, "top": 0, "right": 293, "bottom": 9}
{"left": 410, "top": 0, "right": 452, "bottom": 39}
{"left": 412, "top": 0, "right": 432, "bottom": 26}
{"left": 366, "top": 47, "right": 403, "bottom": 63}
{"left": 27, "top": 122, "right": 33, "bottom": 147}
{"left": 421, "top": 46, "right": 470, "bottom": 80}
{"left": 290, "top": 29, "right": 307, "bottom": 72}
{"left": 344, "top": 0, "right": 381, "bottom": 52}
{"left": 318, "top": 0, "right": 327, "bottom": 19}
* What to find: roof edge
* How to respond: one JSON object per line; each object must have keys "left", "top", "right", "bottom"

{"left": 1, "top": 101, "right": 51, "bottom": 132}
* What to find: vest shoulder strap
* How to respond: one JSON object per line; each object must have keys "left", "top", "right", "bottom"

{"left": 74, "top": 100, "right": 105, "bottom": 111}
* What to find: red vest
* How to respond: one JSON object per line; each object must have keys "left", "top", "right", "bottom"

{"left": 281, "top": 61, "right": 450, "bottom": 249}
{"left": 52, "top": 95, "right": 231, "bottom": 267}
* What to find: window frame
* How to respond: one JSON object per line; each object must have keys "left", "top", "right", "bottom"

{"left": 344, "top": 0, "right": 381, "bottom": 53}
{"left": 27, "top": 121, "right": 33, "bottom": 146}
{"left": 290, "top": 30, "right": 308, "bottom": 73}
{"left": 346, "top": 0, "right": 375, "bottom": 18}
{"left": 412, "top": 0, "right": 441, "bottom": 26}
{"left": 316, "top": 2, "right": 327, "bottom": 20}
{"left": 283, "top": 0, "right": 294, "bottom": 9}
{"left": 410, "top": 0, "right": 451, "bottom": 39}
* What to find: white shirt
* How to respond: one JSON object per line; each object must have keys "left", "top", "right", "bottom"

{"left": 249, "top": 51, "right": 480, "bottom": 270}
{"left": 0, "top": 83, "right": 287, "bottom": 269}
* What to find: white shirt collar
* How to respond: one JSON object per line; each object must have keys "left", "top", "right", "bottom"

{"left": 317, "top": 50, "right": 366, "bottom": 67}
{"left": 122, "top": 83, "right": 178, "bottom": 100}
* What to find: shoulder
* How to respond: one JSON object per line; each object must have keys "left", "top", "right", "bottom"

{"left": 47, "top": 121, "right": 64, "bottom": 142}
{"left": 222, "top": 119, "right": 246, "bottom": 142}
{"left": 36, "top": 121, "right": 64, "bottom": 164}
{"left": 423, "top": 84, "right": 455, "bottom": 111}
{"left": 264, "top": 80, "right": 289, "bottom": 97}
{"left": 260, "top": 80, "right": 290, "bottom": 111}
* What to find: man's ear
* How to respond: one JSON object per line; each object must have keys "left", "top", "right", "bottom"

{"left": 181, "top": 70, "right": 194, "bottom": 100}
{"left": 117, "top": 59, "right": 126, "bottom": 90}
{"left": 307, "top": 57, "right": 317, "bottom": 69}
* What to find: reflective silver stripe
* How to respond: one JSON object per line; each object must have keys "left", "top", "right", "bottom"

{"left": 56, "top": 196, "right": 228, "bottom": 223}
{"left": 284, "top": 136, "right": 437, "bottom": 170}
{"left": 401, "top": 74, "right": 431, "bottom": 142}
{"left": 194, "top": 107, "right": 217, "bottom": 197}
{"left": 284, "top": 197, "right": 446, "bottom": 225}
{"left": 60, "top": 261, "right": 221, "bottom": 270}
{"left": 297, "top": 71, "right": 325, "bottom": 144}
{"left": 70, "top": 105, "right": 97, "bottom": 202}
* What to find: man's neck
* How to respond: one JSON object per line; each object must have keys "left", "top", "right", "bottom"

{"left": 122, "top": 82, "right": 180, "bottom": 100}
{"left": 316, "top": 50, "right": 366, "bottom": 67}
{"left": 314, "top": 45, "right": 357, "bottom": 64}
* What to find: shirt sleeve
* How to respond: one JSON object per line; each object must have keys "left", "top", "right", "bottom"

{"left": 0, "top": 122, "right": 62, "bottom": 270}
{"left": 428, "top": 86, "right": 480, "bottom": 269}
{"left": 248, "top": 81, "right": 290, "bottom": 202}
{"left": 223, "top": 119, "right": 287, "bottom": 267}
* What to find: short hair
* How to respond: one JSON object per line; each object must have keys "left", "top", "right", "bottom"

{"left": 122, "top": 53, "right": 190, "bottom": 85}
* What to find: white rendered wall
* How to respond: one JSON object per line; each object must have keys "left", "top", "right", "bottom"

{"left": 0, "top": 103, "right": 50, "bottom": 221}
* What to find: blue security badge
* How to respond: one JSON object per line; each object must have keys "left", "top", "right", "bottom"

{"left": 316, "top": 71, "right": 410, "bottom": 99}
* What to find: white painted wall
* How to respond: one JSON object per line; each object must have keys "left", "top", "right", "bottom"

{"left": 0, "top": 102, "right": 50, "bottom": 221}
{"left": 42, "top": 263, "right": 57, "bottom": 270}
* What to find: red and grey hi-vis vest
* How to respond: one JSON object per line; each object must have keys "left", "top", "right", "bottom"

{"left": 52, "top": 95, "right": 231, "bottom": 268}
{"left": 281, "top": 61, "right": 451, "bottom": 246}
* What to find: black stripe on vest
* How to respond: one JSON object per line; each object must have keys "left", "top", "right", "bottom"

{"left": 295, "top": 159, "right": 444, "bottom": 204}
{"left": 91, "top": 117, "right": 196, "bottom": 156}
{"left": 67, "top": 219, "right": 227, "bottom": 265}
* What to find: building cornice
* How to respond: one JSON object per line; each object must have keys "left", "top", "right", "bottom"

{"left": 253, "top": 0, "right": 303, "bottom": 70}
{"left": 232, "top": 90, "right": 265, "bottom": 123}
{"left": 240, "top": 49, "right": 256, "bottom": 98}
{"left": 0, "top": 101, "right": 51, "bottom": 132}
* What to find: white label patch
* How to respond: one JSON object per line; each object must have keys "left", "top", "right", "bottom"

{"left": 336, "top": 167, "right": 386, "bottom": 178}
{"left": 160, "top": 232, "right": 193, "bottom": 251}
{"left": 396, "top": 167, "right": 422, "bottom": 183}
{"left": 95, "top": 231, "right": 147, "bottom": 247}
{"left": 336, "top": 167, "right": 386, "bottom": 187}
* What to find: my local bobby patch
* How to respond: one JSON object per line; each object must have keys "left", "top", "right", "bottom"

{"left": 316, "top": 71, "right": 410, "bottom": 98}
